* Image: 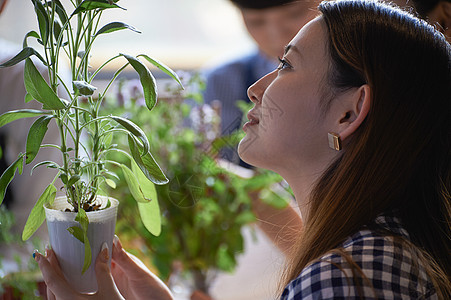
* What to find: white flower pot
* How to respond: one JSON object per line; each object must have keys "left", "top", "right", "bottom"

{"left": 44, "top": 196, "right": 119, "bottom": 294}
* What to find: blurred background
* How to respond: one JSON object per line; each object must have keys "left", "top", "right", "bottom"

{"left": 0, "top": 0, "right": 255, "bottom": 71}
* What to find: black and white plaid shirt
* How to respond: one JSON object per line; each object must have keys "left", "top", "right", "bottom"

{"left": 281, "top": 214, "right": 437, "bottom": 299}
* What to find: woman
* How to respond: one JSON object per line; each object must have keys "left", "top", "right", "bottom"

{"left": 34, "top": 0, "right": 450, "bottom": 299}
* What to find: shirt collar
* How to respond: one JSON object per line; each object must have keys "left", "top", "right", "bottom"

{"left": 372, "top": 212, "right": 410, "bottom": 240}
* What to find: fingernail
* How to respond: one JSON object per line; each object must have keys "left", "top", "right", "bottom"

{"left": 45, "top": 244, "right": 51, "bottom": 257}
{"left": 33, "top": 250, "right": 41, "bottom": 262}
{"left": 101, "top": 242, "right": 109, "bottom": 262}
{"left": 113, "top": 235, "right": 120, "bottom": 249}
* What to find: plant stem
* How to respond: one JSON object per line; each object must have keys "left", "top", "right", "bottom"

{"left": 192, "top": 269, "right": 208, "bottom": 294}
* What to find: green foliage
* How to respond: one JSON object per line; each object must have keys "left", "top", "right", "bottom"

{"left": 0, "top": 110, "right": 50, "bottom": 128}
{"left": 74, "top": 209, "right": 91, "bottom": 274}
{"left": 23, "top": 58, "right": 65, "bottom": 110}
{"left": 0, "top": 154, "right": 25, "bottom": 206}
{"left": 0, "top": 0, "right": 182, "bottom": 273}
{"left": 26, "top": 116, "right": 53, "bottom": 164}
{"left": 22, "top": 184, "right": 57, "bottom": 241}
{"left": 95, "top": 21, "right": 141, "bottom": 36}
{"left": 0, "top": 207, "right": 43, "bottom": 299}
{"left": 107, "top": 74, "right": 290, "bottom": 291}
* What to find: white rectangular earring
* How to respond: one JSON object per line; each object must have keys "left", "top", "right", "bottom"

{"left": 328, "top": 132, "right": 342, "bottom": 151}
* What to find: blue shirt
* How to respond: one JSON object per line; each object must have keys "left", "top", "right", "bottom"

{"left": 281, "top": 214, "right": 437, "bottom": 299}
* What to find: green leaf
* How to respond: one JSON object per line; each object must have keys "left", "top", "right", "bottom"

{"left": 216, "top": 244, "right": 236, "bottom": 272}
{"left": 138, "top": 54, "right": 183, "bottom": 89}
{"left": 75, "top": 209, "right": 89, "bottom": 235}
{"left": 31, "top": 160, "right": 61, "bottom": 173}
{"left": 259, "top": 188, "right": 289, "bottom": 209}
{"left": 234, "top": 211, "right": 256, "bottom": 225}
{"left": 0, "top": 109, "right": 49, "bottom": 128}
{"left": 31, "top": 0, "right": 50, "bottom": 45}
{"left": 73, "top": 80, "right": 97, "bottom": 96}
{"left": 67, "top": 175, "right": 81, "bottom": 186}
{"left": 105, "top": 179, "right": 116, "bottom": 189}
{"left": 22, "top": 184, "right": 56, "bottom": 240}
{"left": 109, "top": 115, "right": 150, "bottom": 154}
{"left": 131, "top": 160, "right": 161, "bottom": 236}
{"left": 0, "top": 154, "right": 25, "bottom": 206}
{"left": 95, "top": 22, "right": 141, "bottom": 36}
{"left": 137, "top": 195, "right": 161, "bottom": 237}
{"left": 53, "top": 19, "right": 63, "bottom": 41}
{"left": 128, "top": 135, "right": 168, "bottom": 185}
{"left": 53, "top": 0, "right": 68, "bottom": 27}
{"left": 67, "top": 226, "right": 85, "bottom": 243}
{"left": 121, "top": 164, "right": 150, "bottom": 203}
{"left": 23, "top": 31, "right": 40, "bottom": 48}
{"left": 26, "top": 115, "right": 53, "bottom": 164}
{"left": 74, "top": 209, "right": 91, "bottom": 274}
{"left": 72, "top": 0, "right": 124, "bottom": 16}
{"left": 120, "top": 53, "right": 157, "bottom": 111}
{"left": 0, "top": 47, "right": 46, "bottom": 68}
{"left": 24, "top": 58, "right": 66, "bottom": 110}
{"left": 25, "top": 93, "right": 34, "bottom": 103}
{"left": 103, "top": 170, "right": 120, "bottom": 181}
{"left": 60, "top": 173, "right": 68, "bottom": 185}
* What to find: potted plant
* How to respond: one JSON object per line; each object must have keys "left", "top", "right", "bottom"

{"left": 0, "top": 0, "right": 182, "bottom": 293}
{"left": 104, "top": 74, "right": 290, "bottom": 296}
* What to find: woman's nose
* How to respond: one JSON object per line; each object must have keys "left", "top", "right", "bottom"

{"left": 247, "top": 71, "right": 276, "bottom": 105}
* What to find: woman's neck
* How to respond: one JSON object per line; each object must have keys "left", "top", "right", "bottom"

{"left": 282, "top": 173, "right": 318, "bottom": 221}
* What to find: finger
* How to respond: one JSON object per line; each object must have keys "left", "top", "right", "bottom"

{"left": 111, "top": 235, "right": 149, "bottom": 278}
{"left": 111, "top": 260, "right": 125, "bottom": 282}
{"left": 95, "top": 242, "right": 121, "bottom": 296}
{"left": 45, "top": 247, "right": 65, "bottom": 279}
{"left": 34, "top": 250, "right": 78, "bottom": 299}
{"left": 111, "top": 237, "right": 173, "bottom": 299}
{"left": 111, "top": 261, "right": 129, "bottom": 299}
{"left": 46, "top": 286, "right": 56, "bottom": 300}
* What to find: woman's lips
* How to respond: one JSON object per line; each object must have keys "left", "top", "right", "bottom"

{"left": 243, "top": 112, "right": 259, "bottom": 131}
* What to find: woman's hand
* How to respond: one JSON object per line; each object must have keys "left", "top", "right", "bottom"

{"left": 35, "top": 236, "right": 173, "bottom": 300}
{"left": 35, "top": 243, "right": 124, "bottom": 300}
{"left": 111, "top": 235, "right": 173, "bottom": 300}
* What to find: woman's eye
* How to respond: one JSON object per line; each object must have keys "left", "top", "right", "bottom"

{"left": 277, "top": 57, "right": 292, "bottom": 71}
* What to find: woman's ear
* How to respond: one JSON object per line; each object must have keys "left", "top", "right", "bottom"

{"left": 338, "top": 84, "right": 371, "bottom": 142}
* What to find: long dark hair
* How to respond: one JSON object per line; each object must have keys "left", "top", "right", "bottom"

{"left": 281, "top": 0, "right": 450, "bottom": 297}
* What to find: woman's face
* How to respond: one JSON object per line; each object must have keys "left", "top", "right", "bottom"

{"left": 238, "top": 17, "right": 336, "bottom": 175}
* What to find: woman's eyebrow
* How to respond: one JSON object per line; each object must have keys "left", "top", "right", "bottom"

{"left": 284, "top": 44, "right": 301, "bottom": 57}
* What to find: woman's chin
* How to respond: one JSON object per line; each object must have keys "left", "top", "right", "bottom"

{"left": 237, "top": 137, "right": 257, "bottom": 166}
